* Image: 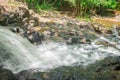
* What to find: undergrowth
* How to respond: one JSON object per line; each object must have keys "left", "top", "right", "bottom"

{"left": 25, "top": 0, "right": 119, "bottom": 16}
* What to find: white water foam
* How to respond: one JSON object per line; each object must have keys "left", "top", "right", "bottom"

{"left": 0, "top": 26, "right": 120, "bottom": 73}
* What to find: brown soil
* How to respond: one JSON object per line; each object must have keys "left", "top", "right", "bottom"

{"left": 0, "top": 0, "right": 27, "bottom": 12}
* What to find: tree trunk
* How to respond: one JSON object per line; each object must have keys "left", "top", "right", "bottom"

{"left": 75, "top": 0, "right": 82, "bottom": 16}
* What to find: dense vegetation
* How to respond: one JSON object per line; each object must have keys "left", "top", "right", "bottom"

{"left": 25, "top": 0, "right": 120, "bottom": 16}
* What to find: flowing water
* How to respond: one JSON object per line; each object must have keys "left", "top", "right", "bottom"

{"left": 0, "top": 26, "right": 120, "bottom": 73}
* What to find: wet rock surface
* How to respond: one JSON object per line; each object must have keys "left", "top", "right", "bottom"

{"left": 42, "top": 56, "right": 120, "bottom": 80}
{"left": 14, "top": 56, "right": 120, "bottom": 80}
{"left": 1, "top": 56, "right": 120, "bottom": 80}
{"left": 0, "top": 67, "right": 18, "bottom": 80}
{"left": 15, "top": 70, "right": 35, "bottom": 80}
{"left": 0, "top": 5, "right": 44, "bottom": 44}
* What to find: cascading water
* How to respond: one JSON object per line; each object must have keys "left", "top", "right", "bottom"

{"left": 0, "top": 26, "right": 120, "bottom": 73}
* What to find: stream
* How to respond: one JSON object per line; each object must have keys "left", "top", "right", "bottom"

{"left": 0, "top": 26, "right": 120, "bottom": 74}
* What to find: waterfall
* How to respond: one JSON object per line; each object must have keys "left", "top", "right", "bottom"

{"left": 0, "top": 26, "right": 120, "bottom": 73}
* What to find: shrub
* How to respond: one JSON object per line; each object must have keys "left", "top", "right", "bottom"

{"left": 25, "top": 0, "right": 118, "bottom": 16}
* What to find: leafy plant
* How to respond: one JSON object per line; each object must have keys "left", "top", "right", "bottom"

{"left": 25, "top": 0, "right": 119, "bottom": 16}
{"left": 25, "top": 0, "right": 54, "bottom": 11}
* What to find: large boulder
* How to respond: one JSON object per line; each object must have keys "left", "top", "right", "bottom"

{"left": 15, "top": 70, "right": 35, "bottom": 80}
{"left": 0, "top": 67, "right": 18, "bottom": 80}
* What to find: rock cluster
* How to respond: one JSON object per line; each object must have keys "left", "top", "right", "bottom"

{"left": 0, "top": 5, "right": 100, "bottom": 45}
{"left": 0, "top": 6, "right": 44, "bottom": 44}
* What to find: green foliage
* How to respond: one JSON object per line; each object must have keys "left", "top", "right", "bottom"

{"left": 39, "top": 3, "right": 54, "bottom": 10}
{"left": 89, "top": 0, "right": 117, "bottom": 9}
{"left": 25, "top": 0, "right": 54, "bottom": 11}
{"left": 25, "top": 0, "right": 119, "bottom": 16}
{"left": 64, "top": 0, "right": 118, "bottom": 9}
{"left": 63, "top": 0, "right": 118, "bottom": 14}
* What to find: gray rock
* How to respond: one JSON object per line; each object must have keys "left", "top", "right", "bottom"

{"left": 15, "top": 70, "right": 33, "bottom": 80}
{"left": 0, "top": 67, "right": 18, "bottom": 80}
{"left": 10, "top": 27, "right": 20, "bottom": 33}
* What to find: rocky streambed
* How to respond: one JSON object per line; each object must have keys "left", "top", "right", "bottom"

{"left": 0, "top": 3, "right": 100, "bottom": 45}
{"left": 1, "top": 1, "right": 120, "bottom": 80}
